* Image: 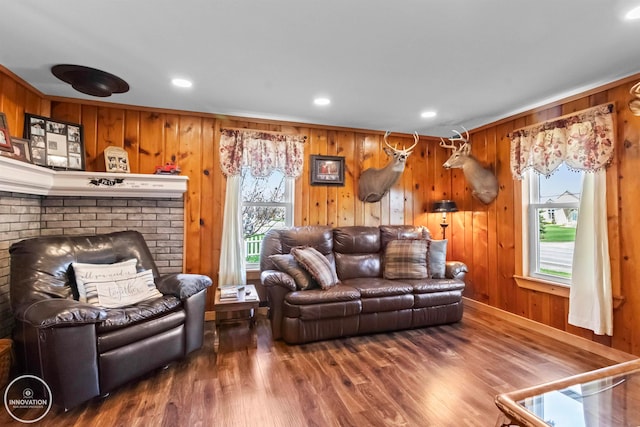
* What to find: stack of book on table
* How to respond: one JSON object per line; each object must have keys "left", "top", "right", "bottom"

{"left": 219, "top": 284, "right": 241, "bottom": 301}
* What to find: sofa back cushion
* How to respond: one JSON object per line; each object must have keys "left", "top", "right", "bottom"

{"left": 380, "top": 225, "right": 430, "bottom": 251}
{"left": 333, "top": 227, "right": 381, "bottom": 253}
{"left": 281, "top": 226, "right": 333, "bottom": 255}
{"left": 335, "top": 253, "right": 381, "bottom": 280}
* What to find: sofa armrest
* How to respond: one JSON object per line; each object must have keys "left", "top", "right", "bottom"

{"left": 156, "top": 273, "right": 213, "bottom": 299}
{"left": 445, "top": 261, "right": 468, "bottom": 281}
{"left": 17, "top": 299, "right": 107, "bottom": 328}
{"left": 261, "top": 270, "right": 295, "bottom": 340}
{"left": 261, "top": 270, "right": 297, "bottom": 292}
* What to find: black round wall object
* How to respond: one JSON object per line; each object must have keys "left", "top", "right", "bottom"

{"left": 51, "top": 64, "right": 129, "bottom": 97}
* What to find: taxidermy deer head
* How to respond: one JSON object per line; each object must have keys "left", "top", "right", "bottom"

{"left": 358, "top": 131, "right": 419, "bottom": 203}
{"left": 440, "top": 127, "right": 499, "bottom": 204}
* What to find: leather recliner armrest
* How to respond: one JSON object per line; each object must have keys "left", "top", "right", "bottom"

{"left": 445, "top": 261, "right": 468, "bottom": 281}
{"left": 17, "top": 299, "right": 107, "bottom": 328}
{"left": 260, "top": 270, "right": 296, "bottom": 292}
{"left": 156, "top": 273, "right": 213, "bottom": 299}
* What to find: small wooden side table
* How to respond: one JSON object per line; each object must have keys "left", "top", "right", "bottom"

{"left": 213, "top": 284, "right": 261, "bottom": 351}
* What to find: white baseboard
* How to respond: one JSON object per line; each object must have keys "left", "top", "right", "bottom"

{"left": 463, "top": 297, "right": 636, "bottom": 364}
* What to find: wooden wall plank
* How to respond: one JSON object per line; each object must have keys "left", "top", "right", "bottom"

{"left": 179, "top": 115, "right": 203, "bottom": 274}
{"left": 139, "top": 112, "right": 164, "bottom": 174}
{"left": 124, "top": 110, "right": 140, "bottom": 172}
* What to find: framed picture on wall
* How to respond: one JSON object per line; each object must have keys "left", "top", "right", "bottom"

{"left": 23, "top": 113, "right": 85, "bottom": 170}
{"left": 0, "top": 112, "right": 13, "bottom": 152}
{"left": 310, "top": 155, "right": 345, "bottom": 186}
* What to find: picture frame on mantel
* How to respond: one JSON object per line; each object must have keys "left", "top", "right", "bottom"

{"left": 104, "top": 146, "right": 131, "bottom": 173}
{"left": 23, "top": 113, "right": 85, "bottom": 171}
{"left": 0, "top": 137, "right": 32, "bottom": 163}
{"left": 0, "top": 112, "right": 14, "bottom": 152}
{"left": 310, "top": 155, "right": 345, "bottom": 186}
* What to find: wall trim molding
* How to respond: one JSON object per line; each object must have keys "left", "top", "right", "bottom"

{"left": 0, "top": 156, "right": 188, "bottom": 198}
{"left": 463, "top": 297, "right": 636, "bottom": 364}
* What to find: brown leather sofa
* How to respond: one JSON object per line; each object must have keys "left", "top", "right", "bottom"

{"left": 9, "top": 230, "right": 212, "bottom": 410}
{"left": 260, "top": 225, "right": 467, "bottom": 344}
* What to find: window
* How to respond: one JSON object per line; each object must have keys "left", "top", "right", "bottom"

{"left": 241, "top": 168, "right": 293, "bottom": 268}
{"left": 524, "top": 163, "right": 583, "bottom": 285}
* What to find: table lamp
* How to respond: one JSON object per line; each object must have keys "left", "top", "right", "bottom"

{"left": 432, "top": 200, "right": 458, "bottom": 239}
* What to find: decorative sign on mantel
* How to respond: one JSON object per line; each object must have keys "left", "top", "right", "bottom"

{"left": 0, "top": 156, "right": 188, "bottom": 198}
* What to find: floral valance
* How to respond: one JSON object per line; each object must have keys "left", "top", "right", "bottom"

{"left": 509, "top": 103, "right": 615, "bottom": 179}
{"left": 219, "top": 129, "right": 306, "bottom": 178}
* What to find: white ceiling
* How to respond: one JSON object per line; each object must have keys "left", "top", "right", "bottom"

{"left": 2, "top": 1, "right": 640, "bottom": 137}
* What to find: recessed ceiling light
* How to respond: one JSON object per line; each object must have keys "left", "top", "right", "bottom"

{"left": 421, "top": 111, "right": 437, "bottom": 118}
{"left": 172, "top": 78, "right": 192, "bottom": 88}
{"left": 626, "top": 5, "right": 640, "bottom": 20}
{"left": 314, "top": 97, "right": 331, "bottom": 106}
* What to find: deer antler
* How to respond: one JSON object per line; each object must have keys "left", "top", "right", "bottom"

{"left": 383, "top": 131, "right": 398, "bottom": 151}
{"left": 404, "top": 132, "right": 419, "bottom": 152}
{"left": 439, "top": 138, "right": 459, "bottom": 151}
{"left": 440, "top": 126, "right": 470, "bottom": 152}
{"left": 384, "top": 131, "right": 419, "bottom": 152}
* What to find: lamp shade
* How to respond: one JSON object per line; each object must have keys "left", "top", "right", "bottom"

{"left": 432, "top": 200, "right": 458, "bottom": 213}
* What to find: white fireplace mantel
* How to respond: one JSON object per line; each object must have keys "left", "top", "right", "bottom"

{"left": 0, "top": 156, "right": 188, "bottom": 198}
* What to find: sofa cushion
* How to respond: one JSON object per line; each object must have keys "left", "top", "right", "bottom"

{"left": 96, "top": 296, "right": 182, "bottom": 332}
{"left": 281, "top": 226, "right": 333, "bottom": 255}
{"left": 428, "top": 239, "right": 448, "bottom": 279}
{"left": 402, "top": 278, "right": 466, "bottom": 294}
{"left": 270, "top": 254, "right": 317, "bottom": 290}
{"left": 335, "top": 253, "right": 381, "bottom": 280}
{"left": 284, "top": 284, "right": 360, "bottom": 305}
{"left": 333, "top": 226, "right": 381, "bottom": 254}
{"left": 84, "top": 269, "right": 163, "bottom": 308}
{"left": 342, "top": 277, "right": 414, "bottom": 298}
{"left": 72, "top": 258, "right": 138, "bottom": 302}
{"left": 380, "top": 225, "right": 430, "bottom": 250}
{"left": 383, "top": 239, "right": 429, "bottom": 279}
{"left": 291, "top": 246, "right": 339, "bottom": 289}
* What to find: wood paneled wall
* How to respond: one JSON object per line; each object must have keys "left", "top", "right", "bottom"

{"left": 2, "top": 65, "right": 640, "bottom": 356}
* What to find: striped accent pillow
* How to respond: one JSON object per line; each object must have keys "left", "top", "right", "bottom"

{"left": 383, "top": 239, "right": 429, "bottom": 279}
{"left": 290, "top": 246, "right": 339, "bottom": 290}
{"left": 270, "top": 253, "right": 318, "bottom": 290}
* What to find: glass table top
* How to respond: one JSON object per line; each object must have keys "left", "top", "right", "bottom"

{"left": 518, "top": 371, "right": 640, "bottom": 426}
{"left": 496, "top": 359, "right": 640, "bottom": 427}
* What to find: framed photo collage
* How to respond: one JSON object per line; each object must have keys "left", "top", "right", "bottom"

{"left": 24, "top": 113, "right": 85, "bottom": 170}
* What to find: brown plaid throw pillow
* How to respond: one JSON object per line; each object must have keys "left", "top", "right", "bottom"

{"left": 290, "top": 246, "right": 339, "bottom": 289}
{"left": 383, "top": 239, "right": 428, "bottom": 279}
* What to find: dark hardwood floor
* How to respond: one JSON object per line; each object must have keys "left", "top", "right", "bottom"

{"left": 0, "top": 304, "right": 629, "bottom": 426}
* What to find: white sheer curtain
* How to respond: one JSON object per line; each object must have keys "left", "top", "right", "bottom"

{"left": 218, "top": 175, "right": 246, "bottom": 286}
{"left": 510, "top": 103, "right": 615, "bottom": 335}
{"left": 568, "top": 170, "right": 613, "bottom": 335}
{"left": 217, "top": 129, "right": 305, "bottom": 287}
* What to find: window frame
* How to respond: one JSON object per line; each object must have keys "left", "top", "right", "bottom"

{"left": 514, "top": 169, "right": 574, "bottom": 298}
{"left": 241, "top": 171, "right": 294, "bottom": 270}
{"left": 525, "top": 169, "right": 581, "bottom": 286}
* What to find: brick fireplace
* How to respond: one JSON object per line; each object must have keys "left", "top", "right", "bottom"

{"left": 0, "top": 156, "right": 188, "bottom": 337}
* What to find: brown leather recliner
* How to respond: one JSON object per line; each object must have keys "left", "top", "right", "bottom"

{"left": 9, "top": 230, "right": 212, "bottom": 410}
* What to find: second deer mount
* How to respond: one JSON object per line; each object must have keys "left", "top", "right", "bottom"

{"left": 440, "top": 127, "right": 499, "bottom": 204}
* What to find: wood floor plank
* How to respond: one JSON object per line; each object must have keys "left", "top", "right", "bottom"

{"left": 0, "top": 304, "right": 628, "bottom": 426}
